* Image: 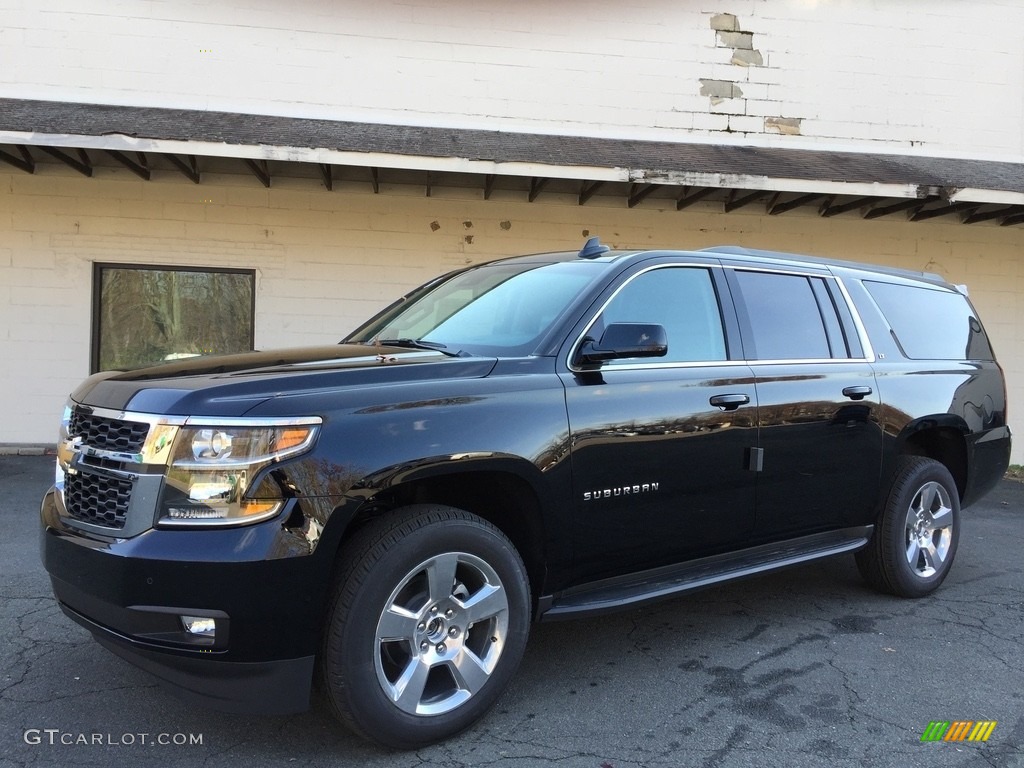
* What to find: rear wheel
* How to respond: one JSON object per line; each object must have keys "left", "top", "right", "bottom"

{"left": 321, "top": 505, "right": 530, "bottom": 748}
{"left": 856, "top": 456, "right": 960, "bottom": 598}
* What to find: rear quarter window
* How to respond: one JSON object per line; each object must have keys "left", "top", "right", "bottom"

{"left": 863, "top": 280, "right": 994, "bottom": 361}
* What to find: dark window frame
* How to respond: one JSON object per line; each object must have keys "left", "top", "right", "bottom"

{"left": 90, "top": 262, "right": 256, "bottom": 373}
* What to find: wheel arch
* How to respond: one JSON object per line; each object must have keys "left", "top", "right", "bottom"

{"left": 330, "top": 455, "right": 553, "bottom": 613}
{"left": 895, "top": 416, "right": 969, "bottom": 501}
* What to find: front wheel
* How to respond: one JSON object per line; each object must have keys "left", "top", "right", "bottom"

{"left": 321, "top": 505, "right": 530, "bottom": 748}
{"left": 856, "top": 456, "right": 961, "bottom": 598}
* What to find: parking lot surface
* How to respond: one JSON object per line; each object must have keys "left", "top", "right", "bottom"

{"left": 2, "top": 454, "right": 1022, "bottom": 767}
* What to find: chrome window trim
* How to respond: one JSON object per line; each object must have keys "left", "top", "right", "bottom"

{"left": 833, "top": 276, "right": 877, "bottom": 363}
{"left": 566, "top": 262, "right": 876, "bottom": 373}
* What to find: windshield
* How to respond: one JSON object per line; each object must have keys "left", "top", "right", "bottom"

{"left": 346, "top": 260, "right": 606, "bottom": 355}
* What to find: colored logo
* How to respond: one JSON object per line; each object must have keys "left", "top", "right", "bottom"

{"left": 921, "top": 721, "right": 997, "bottom": 742}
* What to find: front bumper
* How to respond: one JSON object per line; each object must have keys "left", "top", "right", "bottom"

{"left": 41, "top": 487, "right": 326, "bottom": 715}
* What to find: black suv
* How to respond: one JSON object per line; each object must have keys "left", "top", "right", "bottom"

{"left": 41, "top": 239, "right": 1010, "bottom": 748}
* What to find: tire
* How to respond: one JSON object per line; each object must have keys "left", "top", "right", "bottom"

{"left": 855, "top": 456, "right": 960, "bottom": 598}
{"left": 320, "top": 504, "right": 530, "bottom": 749}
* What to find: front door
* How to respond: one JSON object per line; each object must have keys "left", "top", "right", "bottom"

{"left": 561, "top": 264, "right": 758, "bottom": 583}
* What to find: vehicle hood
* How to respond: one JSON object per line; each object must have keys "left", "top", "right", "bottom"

{"left": 71, "top": 344, "right": 499, "bottom": 417}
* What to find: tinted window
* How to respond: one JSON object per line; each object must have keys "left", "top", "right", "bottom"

{"left": 597, "top": 267, "right": 727, "bottom": 363}
{"left": 348, "top": 261, "right": 605, "bottom": 355}
{"left": 733, "top": 271, "right": 831, "bottom": 360}
{"left": 864, "top": 280, "right": 993, "bottom": 360}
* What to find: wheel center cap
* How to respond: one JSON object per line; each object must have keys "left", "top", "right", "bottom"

{"left": 425, "top": 617, "right": 446, "bottom": 642}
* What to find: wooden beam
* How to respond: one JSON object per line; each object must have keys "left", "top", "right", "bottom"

{"left": 819, "top": 196, "right": 873, "bottom": 217}
{"left": 244, "top": 158, "right": 270, "bottom": 188}
{"left": 528, "top": 177, "right": 548, "bottom": 202}
{"left": 627, "top": 183, "right": 659, "bottom": 208}
{"left": 105, "top": 149, "right": 150, "bottom": 180}
{"left": 38, "top": 146, "right": 92, "bottom": 176}
{"left": 910, "top": 201, "right": 979, "bottom": 222}
{"left": 0, "top": 145, "right": 34, "bottom": 173}
{"left": 319, "top": 163, "right": 333, "bottom": 191}
{"left": 166, "top": 154, "right": 200, "bottom": 183}
{"left": 724, "top": 189, "right": 763, "bottom": 213}
{"left": 999, "top": 211, "right": 1024, "bottom": 227}
{"left": 863, "top": 197, "right": 930, "bottom": 219}
{"left": 483, "top": 174, "right": 496, "bottom": 200}
{"left": 578, "top": 180, "right": 604, "bottom": 206}
{"left": 425, "top": 170, "right": 432, "bottom": 198}
{"left": 962, "top": 205, "right": 1017, "bottom": 225}
{"left": 676, "top": 187, "right": 715, "bottom": 210}
{"left": 369, "top": 167, "right": 380, "bottom": 194}
{"left": 767, "top": 193, "right": 825, "bottom": 216}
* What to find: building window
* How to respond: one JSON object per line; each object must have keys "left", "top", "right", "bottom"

{"left": 92, "top": 264, "right": 255, "bottom": 372}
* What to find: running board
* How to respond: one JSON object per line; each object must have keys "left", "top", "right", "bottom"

{"left": 539, "top": 526, "right": 873, "bottom": 621}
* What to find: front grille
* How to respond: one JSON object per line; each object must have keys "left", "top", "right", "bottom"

{"left": 64, "top": 470, "right": 132, "bottom": 529}
{"left": 69, "top": 408, "right": 150, "bottom": 454}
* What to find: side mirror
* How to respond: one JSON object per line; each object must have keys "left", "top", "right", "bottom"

{"left": 578, "top": 323, "right": 668, "bottom": 364}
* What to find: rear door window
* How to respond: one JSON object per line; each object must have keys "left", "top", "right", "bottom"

{"left": 730, "top": 271, "right": 835, "bottom": 360}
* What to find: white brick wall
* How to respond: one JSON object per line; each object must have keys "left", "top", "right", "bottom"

{"left": 1, "top": 165, "right": 1022, "bottom": 463}
{"left": 1, "top": 0, "right": 1021, "bottom": 159}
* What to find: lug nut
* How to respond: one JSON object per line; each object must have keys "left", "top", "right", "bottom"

{"left": 436, "top": 643, "right": 447, "bottom": 654}
{"left": 420, "top": 641, "right": 428, "bottom": 651}
{"left": 430, "top": 605, "right": 438, "bottom": 615}
{"left": 445, "top": 609, "right": 454, "bottom": 618}
{"left": 417, "top": 622, "right": 425, "bottom": 631}
{"left": 448, "top": 626, "right": 459, "bottom": 637}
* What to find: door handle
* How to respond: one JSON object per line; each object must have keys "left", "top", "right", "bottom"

{"left": 709, "top": 394, "right": 750, "bottom": 411}
{"left": 842, "top": 386, "right": 873, "bottom": 400}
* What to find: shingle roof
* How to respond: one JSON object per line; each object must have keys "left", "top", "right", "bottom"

{"left": 2, "top": 98, "right": 1022, "bottom": 195}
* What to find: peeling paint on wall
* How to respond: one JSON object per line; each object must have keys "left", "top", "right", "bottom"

{"left": 730, "top": 48, "right": 763, "bottom": 67}
{"left": 712, "top": 14, "right": 764, "bottom": 67}
{"left": 710, "top": 13, "right": 739, "bottom": 31}
{"left": 700, "top": 12, "right": 804, "bottom": 136}
{"left": 700, "top": 12, "right": 763, "bottom": 114}
{"left": 765, "top": 116, "right": 803, "bottom": 135}
{"left": 700, "top": 78, "right": 744, "bottom": 105}
{"left": 717, "top": 31, "right": 753, "bottom": 50}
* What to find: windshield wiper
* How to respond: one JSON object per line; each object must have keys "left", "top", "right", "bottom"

{"left": 369, "top": 338, "right": 464, "bottom": 357}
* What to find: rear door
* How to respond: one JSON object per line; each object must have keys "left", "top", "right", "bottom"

{"left": 724, "top": 266, "right": 883, "bottom": 538}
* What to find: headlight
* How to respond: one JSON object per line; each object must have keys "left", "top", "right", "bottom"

{"left": 55, "top": 402, "right": 74, "bottom": 489}
{"left": 159, "top": 419, "right": 321, "bottom": 527}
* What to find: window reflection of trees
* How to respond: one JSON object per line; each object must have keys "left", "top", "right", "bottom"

{"left": 96, "top": 266, "right": 254, "bottom": 371}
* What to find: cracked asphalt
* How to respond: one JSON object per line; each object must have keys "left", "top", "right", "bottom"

{"left": 3, "top": 454, "right": 1023, "bottom": 768}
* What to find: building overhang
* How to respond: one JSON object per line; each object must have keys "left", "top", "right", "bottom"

{"left": 2, "top": 98, "right": 1023, "bottom": 224}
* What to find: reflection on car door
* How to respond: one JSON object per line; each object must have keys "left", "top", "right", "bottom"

{"left": 561, "top": 265, "right": 758, "bottom": 583}
{"left": 726, "top": 268, "right": 883, "bottom": 538}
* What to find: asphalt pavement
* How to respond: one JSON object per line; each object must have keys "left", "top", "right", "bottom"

{"left": 2, "top": 454, "right": 1022, "bottom": 768}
